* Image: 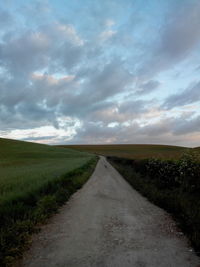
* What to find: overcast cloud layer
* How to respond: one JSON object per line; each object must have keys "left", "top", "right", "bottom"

{"left": 0, "top": 0, "right": 200, "bottom": 147}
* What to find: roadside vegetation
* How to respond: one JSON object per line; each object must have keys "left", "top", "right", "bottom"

{"left": 60, "top": 144, "right": 189, "bottom": 160}
{"left": 108, "top": 151, "right": 200, "bottom": 254}
{"left": 0, "top": 138, "right": 98, "bottom": 266}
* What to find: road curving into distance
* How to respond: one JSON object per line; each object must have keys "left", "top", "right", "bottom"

{"left": 19, "top": 157, "right": 200, "bottom": 267}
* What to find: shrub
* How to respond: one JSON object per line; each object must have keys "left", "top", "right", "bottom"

{"left": 178, "top": 151, "right": 200, "bottom": 192}
{"left": 108, "top": 151, "right": 200, "bottom": 253}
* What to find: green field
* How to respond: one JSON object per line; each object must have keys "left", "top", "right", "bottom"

{"left": 0, "top": 138, "right": 94, "bottom": 205}
{"left": 0, "top": 138, "right": 97, "bottom": 266}
{"left": 59, "top": 144, "right": 190, "bottom": 160}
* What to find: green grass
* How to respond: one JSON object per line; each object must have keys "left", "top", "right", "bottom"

{"left": 59, "top": 144, "right": 189, "bottom": 160}
{"left": 0, "top": 138, "right": 98, "bottom": 266}
{"left": 0, "top": 138, "right": 93, "bottom": 205}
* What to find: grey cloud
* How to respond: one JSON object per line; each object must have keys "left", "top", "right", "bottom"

{"left": 139, "top": 115, "right": 200, "bottom": 137}
{"left": 160, "top": 1, "right": 200, "bottom": 60}
{"left": 136, "top": 80, "right": 160, "bottom": 95}
{"left": 0, "top": 9, "right": 14, "bottom": 28}
{"left": 118, "top": 100, "right": 147, "bottom": 114}
{"left": 140, "top": 114, "right": 200, "bottom": 136}
{"left": 59, "top": 59, "right": 134, "bottom": 117}
{"left": 86, "top": 59, "right": 134, "bottom": 102}
{"left": 139, "top": 121, "right": 169, "bottom": 137}
{"left": 72, "top": 122, "right": 122, "bottom": 144}
{"left": 0, "top": 102, "right": 58, "bottom": 131}
{"left": 139, "top": 1, "right": 200, "bottom": 78}
{"left": 163, "top": 80, "right": 200, "bottom": 109}
{"left": 85, "top": 98, "right": 155, "bottom": 125}
{"left": 172, "top": 115, "right": 200, "bottom": 135}
{"left": 0, "top": 22, "right": 84, "bottom": 75}
{"left": 0, "top": 107, "right": 51, "bottom": 131}
{"left": 0, "top": 75, "right": 60, "bottom": 130}
{"left": 16, "top": 101, "right": 56, "bottom": 123}
{"left": 56, "top": 44, "right": 83, "bottom": 71}
{"left": 0, "top": 31, "right": 50, "bottom": 74}
{"left": 0, "top": 56, "right": 134, "bottom": 130}
{"left": 69, "top": 113, "right": 200, "bottom": 146}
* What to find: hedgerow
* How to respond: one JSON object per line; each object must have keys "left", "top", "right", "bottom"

{"left": 108, "top": 151, "right": 200, "bottom": 254}
{"left": 145, "top": 151, "right": 200, "bottom": 192}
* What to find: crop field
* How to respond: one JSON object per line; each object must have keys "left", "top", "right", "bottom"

{"left": 0, "top": 138, "right": 97, "bottom": 266}
{"left": 0, "top": 138, "right": 94, "bottom": 205}
{"left": 59, "top": 144, "right": 190, "bottom": 160}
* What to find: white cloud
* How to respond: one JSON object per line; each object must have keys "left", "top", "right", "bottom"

{"left": 105, "top": 19, "right": 115, "bottom": 28}
{"left": 99, "top": 29, "right": 116, "bottom": 42}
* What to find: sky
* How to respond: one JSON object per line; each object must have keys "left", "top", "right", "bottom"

{"left": 0, "top": 0, "right": 200, "bottom": 147}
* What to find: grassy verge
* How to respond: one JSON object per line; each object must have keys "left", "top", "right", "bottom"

{"left": 108, "top": 155, "right": 200, "bottom": 255}
{"left": 1, "top": 157, "right": 98, "bottom": 266}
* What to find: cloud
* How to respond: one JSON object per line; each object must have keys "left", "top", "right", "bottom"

{"left": 0, "top": 22, "right": 84, "bottom": 75}
{"left": 173, "top": 115, "right": 200, "bottom": 135}
{"left": 163, "top": 80, "right": 200, "bottom": 109}
{"left": 0, "top": 31, "right": 50, "bottom": 74}
{"left": 58, "top": 59, "right": 134, "bottom": 119}
{"left": 0, "top": 55, "right": 134, "bottom": 131}
{"left": 69, "top": 113, "right": 200, "bottom": 147}
{"left": 85, "top": 59, "right": 134, "bottom": 101}
{"left": 139, "top": 1, "right": 200, "bottom": 78}
{"left": 118, "top": 100, "right": 147, "bottom": 114}
{"left": 159, "top": 1, "right": 200, "bottom": 60}
{"left": 98, "top": 18, "right": 116, "bottom": 42}
{"left": 0, "top": 8, "right": 14, "bottom": 28}
{"left": 0, "top": 0, "right": 200, "bottom": 147}
{"left": 86, "top": 99, "right": 151, "bottom": 124}
{"left": 0, "top": 72, "right": 74, "bottom": 130}
{"left": 99, "top": 29, "right": 116, "bottom": 42}
{"left": 136, "top": 80, "right": 160, "bottom": 95}
{"left": 104, "top": 19, "right": 115, "bottom": 28}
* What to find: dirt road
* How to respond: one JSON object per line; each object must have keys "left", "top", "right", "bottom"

{"left": 20, "top": 157, "right": 199, "bottom": 267}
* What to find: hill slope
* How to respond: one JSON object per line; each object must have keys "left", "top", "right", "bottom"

{"left": 0, "top": 138, "right": 94, "bottom": 204}
{"left": 59, "top": 144, "right": 189, "bottom": 160}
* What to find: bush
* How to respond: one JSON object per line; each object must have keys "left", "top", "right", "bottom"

{"left": 178, "top": 151, "right": 200, "bottom": 192}
{"left": 108, "top": 151, "right": 200, "bottom": 254}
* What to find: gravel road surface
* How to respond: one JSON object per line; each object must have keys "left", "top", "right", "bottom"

{"left": 19, "top": 157, "right": 200, "bottom": 267}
